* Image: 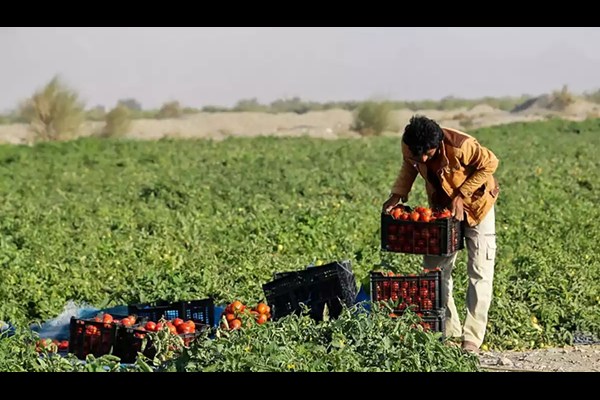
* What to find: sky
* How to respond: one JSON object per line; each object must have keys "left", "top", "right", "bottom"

{"left": 1, "top": 27, "right": 599, "bottom": 112}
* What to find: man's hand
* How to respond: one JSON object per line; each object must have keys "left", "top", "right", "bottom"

{"left": 382, "top": 194, "right": 406, "bottom": 214}
{"left": 451, "top": 195, "right": 464, "bottom": 221}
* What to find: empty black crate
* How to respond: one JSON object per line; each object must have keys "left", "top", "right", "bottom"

{"left": 381, "top": 212, "right": 464, "bottom": 256}
{"left": 370, "top": 269, "right": 443, "bottom": 313}
{"left": 263, "top": 261, "right": 357, "bottom": 321}
{"left": 127, "top": 298, "right": 214, "bottom": 326}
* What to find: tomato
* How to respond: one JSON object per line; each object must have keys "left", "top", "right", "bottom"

{"left": 102, "top": 313, "right": 113, "bottom": 324}
{"left": 179, "top": 324, "right": 193, "bottom": 334}
{"left": 231, "top": 301, "right": 243, "bottom": 313}
{"left": 257, "top": 314, "right": 268, "bottom": 324}
{"left": 229, "top": 319, "right": 242, "bottom": 330}
{"left": 225, "top": 313, "right": 236, "bottom": 322}
{"left": 58, "top": 340, "right": 69, "bottom": 350}
{"left": 145, "top": 321, "right": 157, "bottom": 331}
{"left": 86, "top": 325, "right": 99, "bottom": 335}
{"left": 165, "top": 322, "right": 177, "bottom": 334}
{"left": 420, "top": 214, "right": 431, "bottom": 223}
{"left": 172, "top": 318, "right": 184, "bottom": 327}
{"left": 439, "top": 210, "right": 452, "bottom": 219}
{"left": 121, "top": 317, "right": 134, "bottom": 327}
{"left": 256, "top": 303, "right": 269, "bottom": 315}
{"left": 391, "top": 208, "right": 402, "bottom": 219}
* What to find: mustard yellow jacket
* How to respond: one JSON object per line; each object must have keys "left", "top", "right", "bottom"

{"left": 390, "top": 127, "right": 500, "bottom": 227}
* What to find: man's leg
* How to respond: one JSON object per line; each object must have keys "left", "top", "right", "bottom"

{"left": 463, "top": 205, "right": 496, "bottom": 348}
{"left": 423, "top": 252, "right": 461, "bottom": 339}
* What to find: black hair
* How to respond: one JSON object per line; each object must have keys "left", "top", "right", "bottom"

{"left": 402, "top": 115, "right": 444, "bottom": 156}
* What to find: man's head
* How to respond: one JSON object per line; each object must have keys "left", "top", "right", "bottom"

{"left": 402, "top": 115, "right": 444, "bottom": 163}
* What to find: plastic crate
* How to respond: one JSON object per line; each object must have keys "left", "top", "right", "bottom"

{"left": 370, "top": 270, "right": 443, "bottom": 313}
{"left": 112, "top": 323, "right": 208, "bottom": 364}
{"left": 68, "top": 315, "right": 125, "bottom": 360}
{"left": 381, "top": 212, "right": 464, "bottom": 256}
{"left": 262, "top": 260, "right": 357, "bottom": 321}
{"left": 127, "top": 298, "right": 214, "bottom": 326}
{"left": 390, "top": 310, "right": 445, "bottom": 334}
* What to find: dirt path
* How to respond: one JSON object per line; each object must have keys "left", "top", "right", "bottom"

{"left": 478, "top": 344, "right": 600, "bottom": 372}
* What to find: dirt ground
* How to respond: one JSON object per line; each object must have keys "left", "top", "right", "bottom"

{"left": 478, "top": 344, "right": 600, "bottom": 372}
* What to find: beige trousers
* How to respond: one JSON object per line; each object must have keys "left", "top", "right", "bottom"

{"left": 423, "top": 206, "right": 496, "bottom": 348}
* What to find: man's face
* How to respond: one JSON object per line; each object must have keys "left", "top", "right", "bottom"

{"left": 409, "top": 147, "right": 438, "bottom": 164}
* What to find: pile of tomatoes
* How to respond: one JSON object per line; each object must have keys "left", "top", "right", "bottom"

{"left": 35, "top": 338, "right": 69, "bottom": 353}
{"left": 220, "top": 300, "right": 272, "bottom": 330}
{"left": 389, "top": 205, "right": 452, "bottom": 223}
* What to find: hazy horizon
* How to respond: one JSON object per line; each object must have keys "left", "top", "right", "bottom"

{"left": 2, "top": 27, "right": 600, "bottom": 113}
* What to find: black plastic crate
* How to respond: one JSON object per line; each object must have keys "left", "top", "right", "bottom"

{"left": 112, "top": 323, "right": 208, "bottom": 364}
{"left": 419, "top": 312, "right": 445, "bottom": 334}
{"left": 389, "top": 310, "right": 446, "bottom": 334}
{"left": 263, "top": 260, "right": 357, "bottom": 321}
{"left": 381, "top": 211, "right": 464, "bottom": 256}
{"left": 370, "top": 270, "right": 443, "bottom": 313}
{"left": 127, "top": 298, "right": 214, "bottom": 326}
{"left": 68, "top": 315, "right": 124, "bottom": 360}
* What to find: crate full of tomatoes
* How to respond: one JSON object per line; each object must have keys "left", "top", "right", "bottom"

{"left": 371, "top": 269, "right": 445, "bottom": 334}
{"left": 68, "top": 312, "right": 129, "bottom": 360}
{"left": 370, "top": 269, "right": 443, "bottom": 313}
{"left": 381, "top": 205, "right": 464, "bottom": 256}
{"left": 112, "top": 316, "right": 208, "bottom": 363}
{"left": 68, "top": 297, "right": 214, "bottom": 362}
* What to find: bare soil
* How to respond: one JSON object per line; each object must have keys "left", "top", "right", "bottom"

{"left": 478, "top": 344, "right": 600, "bottom": 372}
{"left": 1, "top": 100, "right": 599, "bottom": 145}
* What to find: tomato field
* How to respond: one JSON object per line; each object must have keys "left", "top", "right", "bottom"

{"left": 0, "top": 118, "right": 598, "bottom": 371}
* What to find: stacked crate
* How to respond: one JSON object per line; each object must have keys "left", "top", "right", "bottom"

{"left": 370, "top": 269, "right": 445, "bottom": 334}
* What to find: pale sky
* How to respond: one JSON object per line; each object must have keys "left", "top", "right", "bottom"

{"left": 1, "top": 27, "right": 599, "bottom": 112}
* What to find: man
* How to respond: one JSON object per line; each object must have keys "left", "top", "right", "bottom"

{"left": 382, "top": 115, "right": 500, "bottom": 353}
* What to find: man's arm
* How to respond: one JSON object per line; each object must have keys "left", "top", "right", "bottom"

{"left": 390, "top": 158, "right": 418, "bottom": 199}
{"left": 457, "top": 139, "right": 499, "bottom": 198}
